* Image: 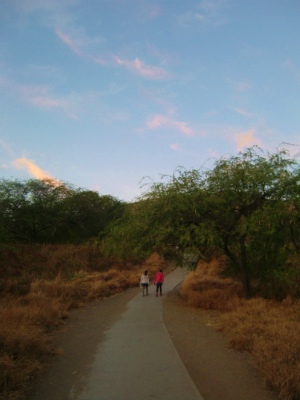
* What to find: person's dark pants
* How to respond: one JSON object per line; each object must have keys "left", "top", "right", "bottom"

{"left": 156, "top": 282, "right": 162, "bottom": 295}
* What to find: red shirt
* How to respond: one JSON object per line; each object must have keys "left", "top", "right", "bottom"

{"left": 154, "top": 271, "right": 164, "bottom": 284}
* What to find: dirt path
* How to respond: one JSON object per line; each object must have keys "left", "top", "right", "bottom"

{"left": 30, "top": 280, "right": 279, "bottom": 400}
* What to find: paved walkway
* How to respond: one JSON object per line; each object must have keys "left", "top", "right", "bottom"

{"left": 74, "top": 268, "right": 204, "bottom": 400}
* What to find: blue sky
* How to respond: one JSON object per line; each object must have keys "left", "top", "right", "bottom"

{"left": 0, "top": 0, "right": 299, "bottom": 201}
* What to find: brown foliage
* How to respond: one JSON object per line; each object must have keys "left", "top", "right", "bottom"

{"left": 180, "top": 258, "right": 243, "bottom": 311}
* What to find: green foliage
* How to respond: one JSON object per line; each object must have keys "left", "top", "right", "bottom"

{"left": 0, "top": 178, "right": 124, "bottom": 244}
{"left": 104, "top": 147, "right": 300, "bottom": 298}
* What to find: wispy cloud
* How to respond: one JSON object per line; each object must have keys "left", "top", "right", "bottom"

{"left": 55, "top": 28, "right": 170, "bottom": 80}
{"left": 114, "top": 57, "right": 169, "bottom": 80}
{"left": 285, "top": 59, "right": 300, "bottom": 83}
{"left": 170, "top": 143, "right": 181, "bottom": 151}
{"left": 230, "top": 107, "right": 256, "bottom": 118}
{"left": 228, "top": 79, "right": 252, "bottom": 92}
{"left": 146, "top": 113, "right": 195, "bottom": 136}
{"left": 55, "top": 27, "right": 106, "bottom": 58}
{"left": 234, "top": 128, "right": 262, "bottom": 151}
{"left": 0, "top": 76, "right": 79, "bottom": 118}
{"left": 13, "top": 156, "right": 61, "bottom": 185}
{"left": 178, "top": 0, "right": 229, "bottom": 30}
{"left": 56, "top": 29, "right": 83, "bottom": 57}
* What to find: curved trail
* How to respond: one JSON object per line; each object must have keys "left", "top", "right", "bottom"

{"left": 74, "top": 268, "right": 202, "bottom": 400}
{"left": 32, "top": 268, "right": 203, "bottom": 400}
{"left": 31, "top": 268, "right": 278, "bottom": 400}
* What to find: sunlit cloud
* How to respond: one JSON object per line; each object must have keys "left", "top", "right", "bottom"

{"left": 55, "top": 28, "right": 169, "bottom": 81}
{"left": 13, "top": 157, "right": 61, "bottom": 185}
{"left": 146, "top": 114, "right": 195, "bottom": 136}
{"left": 234, "top": 129, "right": 262, "bottom": 151}
{"left": 114, "top": 57, "right": 169, "bottom": 80}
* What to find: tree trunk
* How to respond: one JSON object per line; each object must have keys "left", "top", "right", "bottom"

{"left": 223, "top": 236, "right": 252, "bottom": 298}
{"left": 240, "top": 236, "right": 251, "bottom": 298}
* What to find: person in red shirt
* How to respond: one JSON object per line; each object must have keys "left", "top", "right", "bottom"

{"left": 153, "top": 269, "right": 164, "bottom": 297}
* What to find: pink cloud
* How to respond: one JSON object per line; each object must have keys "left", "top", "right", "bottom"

{"left": 170, "top": 143, "right": 181, "bottom": 151}
{"left": 1, "top": 78, "right": 78, "bottom": 118}
{"left": 147, "top": 114, "right": 194, "bottom": 136}
{"left": 114, "top": 57, "right": 169, "bottom": 80}
{"left": 22, "top": 86, "right": 77, "bottom": 118}
{"left": 234, "top": 129, "right": 262, "bottom": 151}
{"left": 55, "top": 28, "right": 169, "bottom": 81}
{"left": 13, "top": 157, "right": 61, "bottom": 186}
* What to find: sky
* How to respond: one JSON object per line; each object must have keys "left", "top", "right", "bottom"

{"left": 0, "top": 0, "right": 299, "bottom": 202}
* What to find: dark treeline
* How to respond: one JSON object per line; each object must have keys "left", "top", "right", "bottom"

{"left": 0, "top": 179, "right": 125, "bottom": 244}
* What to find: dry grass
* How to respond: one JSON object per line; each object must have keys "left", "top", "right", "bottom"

{"left": 180, "top": 258, "right": 300, "bottom": 400}
{"left": 0, "top": 245, "right": 168, "bottom": 400}
{"left": 180, "top": 257, "right": 243, "bottom": 311}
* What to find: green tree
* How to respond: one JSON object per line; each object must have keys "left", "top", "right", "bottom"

{"left": 203, "top": 147, "right": 300, "bottom": 296}
{"left": 60, "top": 190, "right": 125, "bottom": 242}
{"left": 0, "top": 179, "right": 69, "bottom": 242}
{"left": 0, "top": 178, "right": 124, "bottom": 244}
{"left": 104, "top": 147, "right": 300, "bottom": 297}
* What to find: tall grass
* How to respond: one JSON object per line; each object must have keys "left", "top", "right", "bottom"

{"left": 180, "top": 258, "right": 300, "bottom": 400}
{"left": 0, "top": 244, "right": 167, "bottom": 400}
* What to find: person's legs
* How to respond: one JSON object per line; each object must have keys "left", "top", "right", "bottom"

{"left": 156, "top": 282, "right": 162, "bottom": 296}
{"left": 159, "top": 282, "right": 162, "bottom": 295}
{"left": 146, "top": 284, "right": 148, "bottom": 295}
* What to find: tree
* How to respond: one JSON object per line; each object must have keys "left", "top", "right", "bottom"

{"left": 104, "top": 147, "right": 300, "bottom": 297}
{"left": 0, "top": 179, "right": 70, "bottom": 242}
{"left": 0, "top": 178, "right": 124, "bottom": 244}
{"left": 60, "top": 190, "right": 125, "bottom": 242}
{"left": 203, "top": 147, "right": 300, "bottom": 296}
